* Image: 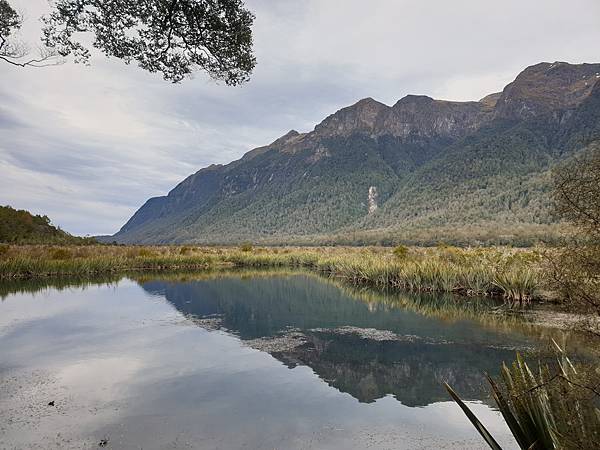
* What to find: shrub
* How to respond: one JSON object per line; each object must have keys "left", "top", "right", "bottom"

{"left": 392, "top": 245, "right": 409, "bottom": 259}
{"left": 240, "top": 242, "right": 253, "bottom": 252}
{"left": 446, "top": 343, "right": 600, "bottom": 449}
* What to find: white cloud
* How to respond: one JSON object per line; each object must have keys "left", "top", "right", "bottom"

{"left": 1, "top": 0, "right": 599, "bottom": 235}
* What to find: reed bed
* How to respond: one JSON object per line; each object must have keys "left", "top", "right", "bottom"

{"left": 0, "top": 245, "right": 222, "bottom": 279}
{"left": 220, "top": 246, "right": 543, "bottom": 304}
{"left": 0, "top": 244, "right": 544, "bottom": 305}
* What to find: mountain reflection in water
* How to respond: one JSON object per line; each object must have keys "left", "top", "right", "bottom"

{"left": 141, "top": 273, "right": 536, "bottom": 407}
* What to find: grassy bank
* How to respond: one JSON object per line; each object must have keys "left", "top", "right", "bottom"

{"left": 0, "top": 244, "right": 546, "bottom": 304}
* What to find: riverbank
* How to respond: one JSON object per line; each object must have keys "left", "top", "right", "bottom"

{"left": 0, "top": 244, "right": 547, "bottom": 304}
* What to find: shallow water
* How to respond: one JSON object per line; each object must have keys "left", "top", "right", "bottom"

{"left": 0, "top": 272, "right": 547, "bottom": 449}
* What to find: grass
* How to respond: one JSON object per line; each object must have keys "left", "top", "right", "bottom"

{"left": 0, "top": 244, "right": 546, "bottom": 305}
{"left": 447, "top": 341, "right": 600, "bottom": 449}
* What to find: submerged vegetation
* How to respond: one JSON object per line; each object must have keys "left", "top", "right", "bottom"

{"left": 0, "top": 244, "right": 545, "bottom": 304}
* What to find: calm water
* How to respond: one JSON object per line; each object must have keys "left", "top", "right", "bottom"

{"left": 0, "top": 271, "right": 546, "bottom": 449}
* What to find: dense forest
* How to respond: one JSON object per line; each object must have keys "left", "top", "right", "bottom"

{"left": 0, "top": 205, "right": 94, "bottom": 244}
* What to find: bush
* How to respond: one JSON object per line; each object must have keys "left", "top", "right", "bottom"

{"left": 392, "top": 245, "right": 409, "bottom": 259}
{"left": 240, "top": 242, "right": 253, "bottom": 252}
{"left": 447, "top": 344, "right": 600, "bottom": 449}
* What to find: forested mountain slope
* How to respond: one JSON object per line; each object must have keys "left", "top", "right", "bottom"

{"left": 0, "top": 206, "right": 94, "bottom": 244}
{"left": 110, "top": 62, "right": 600, "bottom": 245}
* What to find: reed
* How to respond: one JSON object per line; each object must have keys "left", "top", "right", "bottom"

{"left": 0, "top": 244, "right": 545, "bottom": 305}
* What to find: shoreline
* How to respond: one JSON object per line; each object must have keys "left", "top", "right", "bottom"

{"left": 0, "top": 244, "right": 550, "bottom": 306}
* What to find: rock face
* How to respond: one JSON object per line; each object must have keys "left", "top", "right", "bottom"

{"left": 313, "top": 95, "right": 490, "bottom": 139}
{"left": 110, "top": 61, "right": 600, "bottom": 245}
{"left": 494, "top": 62, "right": 600, "bottom": 120}
{"left": 385, "top": 95, "right": 489, "bottom": 138}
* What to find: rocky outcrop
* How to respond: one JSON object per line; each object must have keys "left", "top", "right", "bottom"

{"left": 313, "top": 95, "right": 490, "bottom": 139}
{"left": 494, "top": 61, "right": 600, "bottom": 120}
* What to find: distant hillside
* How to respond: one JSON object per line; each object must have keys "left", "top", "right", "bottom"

{"left": 0, "top": 206, "right": 94, "bottom": 244}
{"left": 110, "top": 61, "right": 600, "bottom": 246}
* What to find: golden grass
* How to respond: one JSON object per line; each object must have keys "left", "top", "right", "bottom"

{"left": 0, "top": 244, "right": 545, "bottom": 304}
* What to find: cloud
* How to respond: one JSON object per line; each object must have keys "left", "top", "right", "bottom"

{"left": 1, "top": 0, "right": 599, "bottom": 235}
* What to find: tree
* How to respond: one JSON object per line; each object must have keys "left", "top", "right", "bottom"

{"left": 548, "top": 141, "right": 600, "bottom": 323}
{"left": 554, "top": 141, "right": 600, "bottom": 240}
{"left": 0, "top": 0, "right": 61, "bottom": 67}
{"left": 2, "top": 0, "right": 256, "bottom": 84}
{"left": 0, "top": 0, "right": 19, "bottom": 49}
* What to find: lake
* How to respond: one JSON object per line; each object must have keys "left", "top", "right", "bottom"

{"left": 0, "top": 271, "right": 551, "bottom": 449}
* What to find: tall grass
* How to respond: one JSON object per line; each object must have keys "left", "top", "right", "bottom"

{"left": 0, "top": 244, "right": 544, "bottom": 305}
{"left": 221, "top": 246, "right": 543, "bottom": 304}
{"left": 446, "top": 341, "right": 600, "bottom": 449}
{"left": 0, "top": 245, "right": 220, "bottom": 278}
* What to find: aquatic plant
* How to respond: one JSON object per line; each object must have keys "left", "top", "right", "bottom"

{"left": 493, "top": 268, "right": 539, "bottom": 305}
{"left": 0, "top": 245, "right": 545, "bottom": 307}
{"left": 446, "top": 341, "right": 600, "bottom": 449}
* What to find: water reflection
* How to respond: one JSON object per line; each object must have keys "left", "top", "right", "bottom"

{"left": 139, "top": 272, "right": 538, "bottom": 406}
{"left": 1, "top": 270, "right": 556, "bottom": 449}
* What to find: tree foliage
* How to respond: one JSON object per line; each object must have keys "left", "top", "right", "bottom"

{"left": 41, "top": 0, "right": 255, "bottom": 83}
{"left": 548, "top": 141, "right": 600, "bottom": 319}
{"left": 0, "top": 0, "right": 18, "bottom": 37}
{"left": 0, "top": 0, "right": 62, "bottom": 67}
{"left": 554, "top": 141, "right": 600, "bottom": 239}
{"left": 0, "top": 205, "right": 95, "bottom": 244}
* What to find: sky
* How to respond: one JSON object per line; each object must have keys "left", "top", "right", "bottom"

{"left": 1, "top": 0, "right": 600, "bottom": 236}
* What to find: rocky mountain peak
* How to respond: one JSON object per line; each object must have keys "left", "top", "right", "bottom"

{"left": 494, "top": 61, "right": 600, "bottom": 119}
{"left": 393, "top": 94, "right": 435, "bottom": 107}
{"left": 313, "top": 97, "right": 390, "bottom": 136}
{"left": 383, "top": 95, "right": 489, "bottom": 139}
{"left": 271, "top": 129, "right": 303, "bottom": 147}
{"left": 479, "top": 92, "right": 502, "bottom": 109}
{"left": 240, "top": 129, "right": 305, "bottom": 162}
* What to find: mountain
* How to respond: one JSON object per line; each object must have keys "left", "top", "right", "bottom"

{"left": 0, "top": 205, "right": 95, "bottom": 244}
{"left": 111, "top": 62, "right": 600, "bottom": 245}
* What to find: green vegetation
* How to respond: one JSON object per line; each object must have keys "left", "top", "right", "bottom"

{"left": 0, "top": 244, "right": 218, "bottom": 278}
{"left": 447, "top": 141, "right": 600, "bottom": 449}
{"left": 0, "top": 205, "right": 96, "bottom": 245}
{"left": 0, "top": 244, "right": 545, "bottom": 305}
{"left": 110, "top": 64, "right": 600, "bottom": 247}
{"left": 2, "top": 0, "right": 255, "bottom": 84}
{"left": 447, "top": 343, "right": 600, "bottom": 449}
{"left": 240, "top": 242, "right": 253, "bottom": 252}
{"left": 392, "top": 244, "right": 409, "bottom": 259}
{"left": 547, "top": 142, "right": 600, "bottom": 323}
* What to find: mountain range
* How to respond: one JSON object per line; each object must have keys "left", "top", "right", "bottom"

{"left": 109, "top": 61, "right": 600, "bottom": 245}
